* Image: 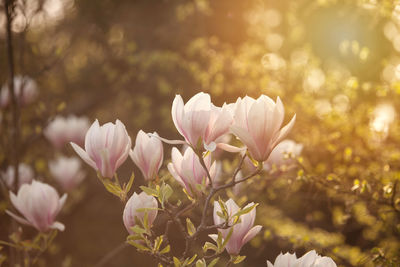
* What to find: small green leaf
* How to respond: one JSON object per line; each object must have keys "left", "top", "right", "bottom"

{"left": 208, "top": 258, "right": 219, "bottom": 267}
{"left": 140, "top": 186, "right": 158, "bottom": 197}
{"left": 222, "top": 228, "right": 233, "bottom": 249}
{"left": 173, "top": 257, "right": 181, "bottom": 267}
{"left": 203, "top": 241, "right": 218, "bottom": 253}
{"left": 187, "top": 254, "right": 197, "bottom": 265}
{"left": 195, "top": 259, "right": 206, "bottom": 267}
{"left": 231, "top": 255, "right": 246, "bottom": 264}
{"left": 163, "top": 183, "right": 173, "bottom": 201}
{"left": 125, "top": 172, "right": 135, "bottom": 193}
{"left": 154, "top": 236, "right": 163, "bottom": 251}
{"left": 160, "top": 245, "right": 170, "bottom": 254}
{"left": 127, "top": 240, "right": 150, "bottom": 251}
{"left": 186, "top": 218, "right": 196, "bottom": 236}
{"left": 130, "top": 225, "right": 146, "bottom": 235}
{"left": 233, "top": 203, "right": 258, "bottom": 219}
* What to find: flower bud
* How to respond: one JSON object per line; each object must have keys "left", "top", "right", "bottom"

{"left": 130, "top": 130, "right": 163, "bottom": 181}
{"left": 44, "top": 115, "right": 90, "bottom": 149}
{"left": 230, "top": 95, "right": 296, "bottom": 162}
{"left": 6, "top": 180, "right": 67, "bottom": 232}
{"left": 1, "top": 163, "right": 34, "bottom": 190}
{"left": 123, "top": 192, "right": 158, "bottom": 234}
{"left": 49, "top": 156, "right": 86, "bottom": 191}
{"left": 71, "top": 119, "right": 131, "bottom": 178}
{"left": 167, "top": 146, "right": 216, "bottom": 196}
{"left": 212, "top": 199, "right": 261, "bottom": 255}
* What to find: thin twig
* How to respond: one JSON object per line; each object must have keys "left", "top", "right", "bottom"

{"left": 94, "top": 242, "right": 129, "bottom": 267}
{"left": 198, "top": 152, "right": 214, "bottom": 188}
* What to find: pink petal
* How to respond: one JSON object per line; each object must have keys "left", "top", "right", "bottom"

{"left": 51, "top": 221, "right": 65, "bottom": 231}
{"left": 70, "top": 142, "right": 97, "bottom": 170}
{"left": 5, "top": 210, "right": 31, "bottom": 226}
{"left": 242, "top": 225, "right": 262, "bottom": 245}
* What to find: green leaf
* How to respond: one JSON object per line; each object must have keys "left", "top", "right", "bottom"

{"left": 140, "top": 186, "right": 158, "bottom": 197}
{"left": 160, "top": 245, "right": 170, "bottom": 254}
{"left": 127, "top": 234, "right": 144, "bottom": 242}
{"left": 203, "top": 242, "right": 218, "bottom": 253}
{"left": 173, "top": 257, "right": 181, "bottom": 267}
{"left": 231, "top": 255, "right": 246, "bottom": 264}
{"left": 217, "top": 199, "right": 228, "bottom": 218}
{"left": 127, "top": 240, "right": 150, "bottom": 251}
{"left": 125, "top": 172, "right": 135, "bottom": 193}
{"left": 186, "top": 218, "right": 196, "bottom": 236}
{"left": 195, "top": 259, "right": 206, "bottom": 267}
{"left": 208, "top": 258, "right": 219, "bottom": 267}
{"left": 233, "top": 203, "right": 258, "bottom": 219}
{"left": 154, "top": 236, "right": 163, "bottom": 251}
{"left": 186, "top": 254, "right": 197, "bottom": 265}
{"left": 130, "top": 225, "right": 147, "bottom": 235}
{"left": 162, "top": 183, "right": 173, "bottom": 202}
{"left": 222, "top": 228, "right": 233, "bottom": 249}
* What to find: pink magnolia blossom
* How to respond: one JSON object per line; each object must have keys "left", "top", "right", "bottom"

{"left": 167, "top": 146, "right": 217, "bottom": 196}
{"left": 267, "top": 252, "right": 297, "bottom": 267}
{"left": 212, "top": 199, "right": 262, "bottom": 255}
{"left": 71, "top": 119, "right": 131, "bottom": 178}
{"left": 6, "top": 180, "right": 67, "bottom": 232}
{"left": 0, "top": 75, "right": 38, "bottom": 108}
{"left": 123, "top": 191, "right": 158, "bottom": 234}
{"left": 130, "top": 130, "right": 163, "bottom": 181}
{"left": 171, "top": 92, "right": 233, "bottom": 151}
{"left": 44, "top": 115, "right": 90, "bottom": 149}
{"left": 230, "top": 95, "right": 296, "bottom": 162}
{"left": 296, "top": 250, "right": 337, "bottom": 267}
{"left": 267, "top": 250, "right": 337, "bottom": 267}
{"left": 2, "top": 163, "right": 34, "bottom": 189}
{"left": 49, "top": 156, "right": 86, "bottom": 191}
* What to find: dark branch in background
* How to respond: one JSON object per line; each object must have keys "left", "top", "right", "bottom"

{"left": 4, "top": 0, "right": 19, "bottom": 192}
{"left": 4, "top": 0, "right": 21, "bottom": 266}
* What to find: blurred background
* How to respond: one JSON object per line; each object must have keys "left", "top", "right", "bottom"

{"left": 1, "top": 0, "right": 400, "bottom": 266}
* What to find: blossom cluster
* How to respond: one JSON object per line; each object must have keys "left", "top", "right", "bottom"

{"left": 4, "top": 89, "right": 336, "bottom": 266}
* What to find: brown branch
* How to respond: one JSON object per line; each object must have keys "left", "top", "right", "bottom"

{"left": 4, "top": 0, "right": 20, "bottom": 192}
{"left": 94, "top": 242, "right": 129, "bottom": 267}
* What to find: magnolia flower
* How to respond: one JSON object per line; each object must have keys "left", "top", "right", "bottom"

{"left": 71, "top": 119, "right": 131, "bottom": 178}
{"left": 171, "top": 92, "right": 233, "bottom": 151}
{"left": 49, "top": 156, "right": 86, "bottom": 191}
{"left": 0, "top": 75, "right": 38, "bottom": 108}
{"left": 123, "top": 191, "right": 158, "bottom": 234}
{"left": 44, "top": 115, "right": 90, "bottom": 149}
{"left": 296, "top": 250, "right": 336, "bottom": 267}
{"left": 265, "top": 139, "right": 303, "bottom": 169}
{"left": 6, "top": 180, "right": 67, "bottom": 232}
{"left": 212, "top": 199, "right": 262, "bottom": 255}
{"left": 230, "top": 95, "right": 296, "bottom": 162}
{"left": 167, "top": 146, "right": 217, "bottom": 196}
{"left": 267, "top": 252, "right": 297, "bottom": 267}
{"left": 130, "top": 130, "right": 163, "bottom": 181}
{"left": 267, "top": 250, "right": 337, "bottom": 267}
{"left": 2, "top": 163, "right": 34, "bottom": 189}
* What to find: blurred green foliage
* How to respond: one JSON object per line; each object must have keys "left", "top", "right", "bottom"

{"left": 2, "top": 0, "right": 400, "bottom": 266}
